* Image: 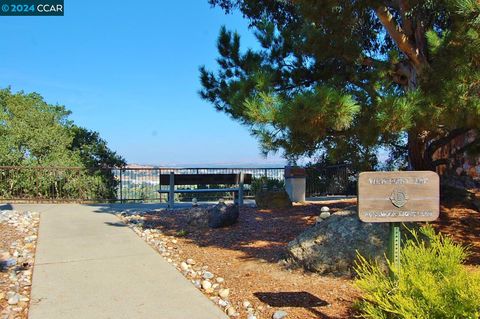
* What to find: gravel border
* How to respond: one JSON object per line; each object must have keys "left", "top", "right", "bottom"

{"left": 0, "top": 210, "right": 40, "bottom": 319}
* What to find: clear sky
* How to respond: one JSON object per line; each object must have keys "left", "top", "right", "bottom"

{"left": 1, "top": 1, "right": 286, "bottom": 166}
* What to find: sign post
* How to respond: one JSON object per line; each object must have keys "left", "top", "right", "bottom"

{"left": 358, "top": 171, "right": 440, "bottom": 279}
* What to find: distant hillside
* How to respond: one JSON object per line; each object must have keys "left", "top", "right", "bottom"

{"left": 126, "top": 162, "right": 286, "bottom": 169}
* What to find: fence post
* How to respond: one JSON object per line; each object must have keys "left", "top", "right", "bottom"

{"left": 158, "top": 169, "right": 162, "bottom": 203}
{"left": 238, "top": 172, "right": 244, "bottom": 206}
{"left": 168, "top": 171, "right": 175, "bottom": 208}
{"left": 120, "top": 167, "right": 123, "bottom": 204}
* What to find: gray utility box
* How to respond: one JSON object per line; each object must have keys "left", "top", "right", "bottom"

{"left": 284, "top": 166, "right": 306, "bottom": 202}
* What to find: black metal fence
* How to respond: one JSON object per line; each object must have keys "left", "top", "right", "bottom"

{"left": 305, "top": 164, "right": 357, "bottom": 197}
{"left": 0, "top": 165, "right": 354, "bottom": 203}
{"left": 0, "top": 166, "right": 284, "bottom": 202}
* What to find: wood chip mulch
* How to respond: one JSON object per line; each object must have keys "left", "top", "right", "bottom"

{"left": 129, "top": 197, "right": 479, "bottom": 319}
{"left": 142, "top": 200, "right": 359, "bottom": 319}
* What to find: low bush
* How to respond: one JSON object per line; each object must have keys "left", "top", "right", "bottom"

{"left": 354, "top": 225, "right": 480, "bottom": 319}
{"left": 250, "top": 176, "right": 285, "bottom": 194}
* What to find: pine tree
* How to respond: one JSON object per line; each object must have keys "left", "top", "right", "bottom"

{"left": 200, "top": 0, "right": 480, "bottom": 170}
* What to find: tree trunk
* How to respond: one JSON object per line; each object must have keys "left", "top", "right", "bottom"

{"left": 408, "top": 132, "right": 431, "bottom": 170}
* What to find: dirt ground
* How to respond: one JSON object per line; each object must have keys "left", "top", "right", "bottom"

{"left": 137, "top": 197, "right": 479, "bottom": 319}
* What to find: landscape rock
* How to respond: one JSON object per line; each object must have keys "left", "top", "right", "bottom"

{"left": 201, "top": 280, "right": 212, "bottom": 290}
{"left": 319, "top": 211, "right": 331, "bottom": 219}
{"left": 186, "top": 207, "right": 210, "bottom": 228}
{"left": 203, "top": 271, "right": 214, "bottom": 279}
{"left": 255, "top": 190, "right": 292, "bottom": 209}
{"left": 218, "top": 288, "right": 229, "bottom": 299}
{"left": 226, "top": 306, "right": 236, "bottom": 316}
{"left": 219, "top": 299, "right": 228, "bottom": 307}
{"left": 272, "top": 310, "right": 288, "bottom": 319}
{"left": 286, "top": 208, "right": 389, "bottom": 276}
{"left": 7, "top": 294, "right": 19, "bottom": 305}
{"left": 208, "top": 203, "right": 239, "bottom": 228}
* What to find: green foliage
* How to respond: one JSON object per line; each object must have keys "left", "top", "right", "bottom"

{"left": 250, "top": 176, "right": 284, "bottom": 194}
{"left": 202, "top": 0, "right": 480, "bottom": 168}
{"left": 355, "top": 225, "right": 480, "bottom": 319}
{"left": 0, "top": 88, "right": 125, "bottom": 200}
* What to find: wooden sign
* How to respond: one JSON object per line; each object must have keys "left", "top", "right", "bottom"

{"left": 358, "top": 171, "right": 439, "bottom": 223}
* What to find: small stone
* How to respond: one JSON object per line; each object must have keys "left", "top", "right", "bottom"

{"left": 272, "top": 310, "right": 288, "bottom": 319}
{"left": 201, "top": 280, "right": 212, "bottom": 290}
{"left": 320, "top": 206, "right": 330, "bottom": 212}
{"left": 0, "top": 292, "right": 4, "bottom": 300}
{"left": 186, "top": 258, "right": 195, "bottom": 265}
{"left": 242, "top": 300, "right": 251, "bottom": 309}
{"left": 319, "top": 212, "right": 331, "bottom": 219}
{"left": 218, "top": 288, "right": 230, "bottom": 299}
{"left": 1, "top": 258, "right": 16, "bottom": 268}
{"left": 205, "top": 288, "right": 215, "bottom": 294}
{"left": 180, "top": 262, "right": 189, "bottom": 271}
{"left": 193, "top": 280, "right": 201, "bottom": 288}
{"left": 216, "top": 277, "right": 225, "bottom": 283}
{"left": 226, "top": 306, "right": 236, "bottom": 316}
{"left": 247, "top": 315, "right": 258, "bottom": 319}
{"left": 167, "top": 258, "right": 173, "bottom": 263}
{"left": 7, "top": 294, "right": 19, "bottom": 305}
{"left": 218, "top": 299, "right": 228, "bottom": 307}
{"left": 171, "top": 239, "right": 178, "bottom": 244}
{"left": 203, "top": 271, "right": 214, "bottom": 280}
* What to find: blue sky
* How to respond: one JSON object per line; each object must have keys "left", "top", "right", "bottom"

{"left": 0, "top": 1, "right": 286, "bottom": 166}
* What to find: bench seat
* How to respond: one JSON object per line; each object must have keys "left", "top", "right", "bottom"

{"left": 157, "top": 172, "right": 251, "bottom": 208}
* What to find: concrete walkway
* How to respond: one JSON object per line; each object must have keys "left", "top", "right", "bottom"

{"left": 9, "top": 204, "right": 228, "bottom": 319}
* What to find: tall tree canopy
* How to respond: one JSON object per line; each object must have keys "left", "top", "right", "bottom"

{"left": 0, "top": 88, "right": 125, "bottom": 168}
{"left": 200, "top": 0, "right": 480, "bottom": 171}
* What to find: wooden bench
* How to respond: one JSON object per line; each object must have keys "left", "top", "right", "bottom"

{"left": 157, "top": 172, "right": 252, "bottom": 208}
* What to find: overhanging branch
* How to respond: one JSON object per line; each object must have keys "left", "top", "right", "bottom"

{"left": 375, "top": 6, "right": 426, "bottom": 69}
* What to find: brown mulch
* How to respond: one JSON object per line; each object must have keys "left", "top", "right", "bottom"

{"left": 432, "top": 203, "right": 480, "bottom": 265}
{"left": 142, "top": 199, "right": 359, "bottom": 319}
{"left": 136, "top": 197, "right": 479, "bottom": 319}
{"left": 0, "top": 223, "right": 20, "bottom": 253}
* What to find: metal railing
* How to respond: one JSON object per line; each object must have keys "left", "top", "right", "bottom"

{"left": 0, "top": 165, "right": 354, "bottom": 202}
{"left": 305, "top": 164, "right": 356, "bottom": 196}
{"left": 0, "top": 166, "right": 284, "bottom": 203}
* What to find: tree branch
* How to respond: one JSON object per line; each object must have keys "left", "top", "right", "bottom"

{"left": 425, "top": 128, "right": 471, "bottom": 162}
{"left": 398, "top": 0, "right": 413, "bottom": 38}
{"left": 375, "top": 6, "right": 426, "bottom": 69}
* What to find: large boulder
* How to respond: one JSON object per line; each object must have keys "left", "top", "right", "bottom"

{"left": 207, "top": 203, "right": 239, "bottom": 228}
{"left": 255, "top": 190, "right": 292, "bottom": 209}
{"left": 186, "top": 207, "right": 210, "bottom": 228}
{"left": 286, "top": 208, "right": 389, "bottom": 276}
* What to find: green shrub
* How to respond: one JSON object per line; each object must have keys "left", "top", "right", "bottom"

{"left": 250, "top": 176, "right": 285, "bottom": 194}
{"left": 354, "top": 225, "right": 480, "bottom": 319}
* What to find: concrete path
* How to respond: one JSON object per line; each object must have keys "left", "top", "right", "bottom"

{"left": 8, "top": 204, "right": 228, "bottom": 319}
